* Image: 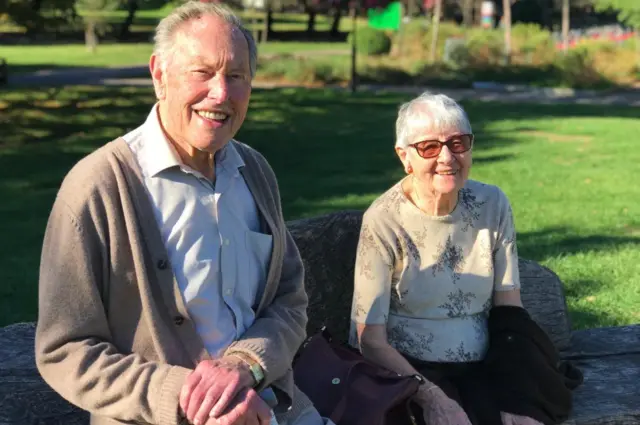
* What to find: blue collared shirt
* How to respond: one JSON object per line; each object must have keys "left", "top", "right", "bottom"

{"left": 124, "top": 105, "right": 273, "bottom": 358}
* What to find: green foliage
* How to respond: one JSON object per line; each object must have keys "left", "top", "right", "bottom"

{"left": 348, "top": 27, "right": 392, "bottom": 56}
{"left": 594, "top": 0, "right": 640, "bottom": 29}
{"left": 76, "top": 0, "right": 122, "bottom": 16}
{"left": 0, "top": 0, "right": 76, "bottom": 33}
{"left": 256, "top": 55, "right": 347, "bottom": 83}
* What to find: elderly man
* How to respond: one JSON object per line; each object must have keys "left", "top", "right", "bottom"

{"left": 35, "top": 2, "right": 323, "bottom": 425}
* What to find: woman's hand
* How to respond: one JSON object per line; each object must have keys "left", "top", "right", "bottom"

{"left": 501, "top": 412, "right": 543, "bottom": 425}
{"left": 414, "top": 386, "right": 472, "bottom": 425}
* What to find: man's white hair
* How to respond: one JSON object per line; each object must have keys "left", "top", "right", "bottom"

{"left": 153, "top": 0, "right": 258, "bottom": 78}
{"left": 395, "top": 91, "right": 472, "bottom": 148}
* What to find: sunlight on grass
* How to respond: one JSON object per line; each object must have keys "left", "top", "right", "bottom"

{"left": 1, "top": 86, "right": 639, "bottom": 330}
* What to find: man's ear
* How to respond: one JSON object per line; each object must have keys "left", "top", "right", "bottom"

{"left": 149, "top": 54, "right": 166, "bottom": 100}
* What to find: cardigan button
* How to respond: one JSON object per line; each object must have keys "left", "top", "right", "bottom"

{"left": 157, "top": 259, "right": 168, "bottom": 270}
{"left": 174, "top": 316, "right": 185, "bottom": 326}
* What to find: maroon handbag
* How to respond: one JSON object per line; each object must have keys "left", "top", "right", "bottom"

{"left": 293, "top": 328, "right": 423, "bottom": 425}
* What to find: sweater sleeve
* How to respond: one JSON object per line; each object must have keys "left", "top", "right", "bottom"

{"left": 351, "top": 209, "right": 395, "bottom": 326}
{"left": 493, "top": 188, "right": 521, "bottom": 292}
{"left": 35, "top": 195, "right": 192, "bottom": 425}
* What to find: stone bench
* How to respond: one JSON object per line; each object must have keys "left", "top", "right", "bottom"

{"left": 1, "top": 210, "right": 639, "bottom": 424}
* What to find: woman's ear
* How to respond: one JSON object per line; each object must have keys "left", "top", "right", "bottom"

{"left": 395, "top": 147, "right": 412, "bottom": 174}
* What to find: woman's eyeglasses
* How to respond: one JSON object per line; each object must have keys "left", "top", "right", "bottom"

{"left": 409, "top": 134, "right": 474, "bottom": 159}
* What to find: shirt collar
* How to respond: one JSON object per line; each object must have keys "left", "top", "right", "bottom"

{"left": 140, "top": 103, "right": 245, "bottom": 178}
{"left": 140, "top": 104, "right": 182, "bottom": 178}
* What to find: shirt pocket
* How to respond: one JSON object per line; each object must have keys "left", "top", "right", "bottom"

{"left": 244, "top": 229, "right": 274, "bottom": 305}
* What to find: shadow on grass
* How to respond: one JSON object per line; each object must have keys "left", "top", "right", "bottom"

{"left": 518, "top": 227, "right": 640, "bottom": 264}
{"left": 558, "top": 278, "right": 634, "bottom": 330}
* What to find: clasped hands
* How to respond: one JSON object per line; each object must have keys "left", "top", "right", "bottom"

{"left": 179, "top": 356, "right": 271, "bottom": 425}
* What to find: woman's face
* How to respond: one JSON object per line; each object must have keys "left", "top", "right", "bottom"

{"left": 397, "top": 126, "right": 473, "bottom": 196}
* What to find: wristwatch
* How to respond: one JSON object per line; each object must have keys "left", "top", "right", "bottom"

{"left": 229, "top": 352, "right": 265, "bottom": 387}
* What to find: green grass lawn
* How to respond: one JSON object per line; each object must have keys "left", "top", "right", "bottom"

{"left": 1, "top": 85, "right": 639, "bottom": 330}
{"left": 3, "top": 41, "right": 349, "bottom": 75}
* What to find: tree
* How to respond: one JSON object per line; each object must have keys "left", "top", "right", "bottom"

{"left": 119, "top": 0, "right": 139, "bottom": 39}
{"left": 0, "top": 0, "right": 76, "bottom": 34}
{"left": 75, "top": 0, "right": 121, "bottom": 52}
{"left": 562, "top": 0, "right": 569, "bottom": 53}
{"left": 502, "top": 0, "right": 512, "bottom": 63}
{"left": 428, "top": 0, "right": 442, "bottom": 63}
{"left": 593, "top": 0, "right": 640, "bottom": 66}
{"left": 593, "top": 0, "right": 640, "bottom": 29}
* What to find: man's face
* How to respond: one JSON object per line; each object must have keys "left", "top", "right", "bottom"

{"left": 150, "top": 14, "right": 252, "bottom": 154}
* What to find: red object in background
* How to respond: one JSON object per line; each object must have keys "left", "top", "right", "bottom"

{"left": 555, "top": 31, "right": 636, "bottom": 50}
{"left": 424, "top": 0, "right": 434, "bottom": 9}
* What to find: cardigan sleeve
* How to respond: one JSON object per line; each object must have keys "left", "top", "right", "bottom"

{"left": 35, "top": 194, "right": 192, "bottom": 425}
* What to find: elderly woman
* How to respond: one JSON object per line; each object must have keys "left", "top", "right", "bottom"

{"left": 349, "top": 92, "right": 579, "bottom": 425}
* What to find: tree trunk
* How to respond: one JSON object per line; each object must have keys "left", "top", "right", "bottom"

{"left": 428, "top": 0, "right": 442, "bottom": 63}
{"left": 407, "top": 0, "right": 416, "bottom": 18}
{"left": 330, "top": 4, "right": 343, "bottom": 37}
{"left": 261, "top": 5, "right": 272, "bottom": 43}
{"left": 462, "top": 0, "right": 473, "bottom": 27}
{"left": 251, "top": 7, "right": 259, "bottom": 42}
{"left": 85, "top": 20, "right": 98, "bottom": 53}
{"left": 119, "top": 0, "right": 139, "bottom": 41}
{"left": 349, "top": 1, "right": 358, "bottom": 93}
{"left": 474, "top": 0, "right": 483, "bottom": 26}
{"left": 562, "top": 0, "right": 570, "bottom": 53}
{"left": 502, "top": 0, "right": 512, "bottom": 64}
{"left": 306, "top": 9, "right": 316, "bottom": 34}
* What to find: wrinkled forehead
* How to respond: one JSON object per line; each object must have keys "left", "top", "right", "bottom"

{"left": 173, "top": 16, "right": 248, "bottom": 62}
{"left": 404, "top": 106, "right": 470, "bottom": 143}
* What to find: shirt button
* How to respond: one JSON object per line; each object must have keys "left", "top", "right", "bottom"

{"left": 173, "top": 316, "right": 185, "bottom": 326}
{"left": 157, "top": 259, "right": 168, "bottom": 270}
{"left": 225, "top": 289, "right": 232, "bottom": 296}
{"left": 224, "top": 239, "right": 230, "bottom": 246}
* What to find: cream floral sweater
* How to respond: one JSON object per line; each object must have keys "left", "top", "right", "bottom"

{"left": 350, "top": 178, "right": 520, "bottom": 362}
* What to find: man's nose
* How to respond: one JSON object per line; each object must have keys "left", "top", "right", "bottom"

{"left": 207, "top": 74, "right": 229, "bottom": 102}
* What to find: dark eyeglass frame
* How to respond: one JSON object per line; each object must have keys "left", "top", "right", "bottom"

{"left": 409, "top": 134, "right": 474, "bottom": 159}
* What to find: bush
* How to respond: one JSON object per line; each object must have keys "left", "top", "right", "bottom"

{"left": 256, "top": 55, "right": 347, "bottom": 84}
{"left": 555, "top": 47, "right": 609, "bottom": 89}
{"left": 348, "top": 28, "right": 392, "bottom": 56}
{"left": 511, "top": 23, "right": 555, "bottom": 64}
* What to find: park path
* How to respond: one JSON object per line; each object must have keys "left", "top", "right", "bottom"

{"left": 7, "top": 64, "right": 640, "bottom": 106}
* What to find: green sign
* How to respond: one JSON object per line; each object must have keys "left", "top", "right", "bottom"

{"left": 367, "top": 1, "right": 402, "bottom": 31}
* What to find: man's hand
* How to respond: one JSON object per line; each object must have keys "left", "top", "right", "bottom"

{"left": 205, "top": 387, "right": 271, "bottom": 425}
{"left": 501, "top": 412, "right": 543, "bottom": 425}
{"left": 180, "top": 357, "right": 256, "bottom": 425}
{"left": 414, "top": 386, "right": 472, "bottom": 425}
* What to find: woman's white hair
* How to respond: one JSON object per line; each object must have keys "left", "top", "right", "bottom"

{"left": 395, "top": 91, "right": 472, "bottom": 148}
{"left": 153, "top": 0, "right": 258, "bottom": 78}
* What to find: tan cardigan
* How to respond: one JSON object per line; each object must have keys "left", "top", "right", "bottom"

{"left": 35, "top": 138, "right": 312, "bottom": 425}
